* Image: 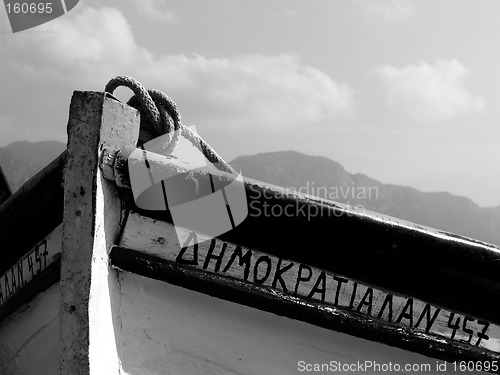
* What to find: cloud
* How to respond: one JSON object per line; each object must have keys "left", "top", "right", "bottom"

{"left": 131, "top": 0, "right": 180, "bottom": 23}
{"left": 353, "top": 0, "right": 415, "bottom": 20}
{"left": 0, "top": 115, "right": 62, "bottom": 146}
{"left": 373, "top": 60, "right": 485, "bottom": 122}
{"left": 273, "top": 9, "right": 297, "bottom": 18}
{"left": 0, "top": 6, "right": 354, "bottom": 138}
{"left": 1, "top": 7, "right": 148, "bottom": 77}
{"left": 142, "top": 53, "right": 354, "bottom": 129}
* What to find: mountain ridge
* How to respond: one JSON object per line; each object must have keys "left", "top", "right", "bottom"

{"left": 1, "top": 142, "right": 498, "bottom": 246}
{"left": 0, "top": 140, "right": 66, "bottom": 192}
{"left": 231, "top": 151, "right": 500, "bottom": 246}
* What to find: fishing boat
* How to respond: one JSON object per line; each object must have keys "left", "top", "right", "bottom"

{"left": 0, "top": 86, "right": 499, "bottom": 374}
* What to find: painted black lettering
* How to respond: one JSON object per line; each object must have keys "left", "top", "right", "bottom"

{"left": 17, "top": 261, "right": 24, "bottom": 288}
{"left": 294, "top": 264, "right": 312, "bottom": 296}
{"left": 202, "top": 240, "right": 226, "bottom": 273}
{"left": 35, "top": 246, "right": 42, "bottom": 274}
{"left": 222, "top": 245, "right": 252, "bottom": 281}
{"left": 4, "top": 274, "right": 10, "bottom": 298}
{"left": 415, "top": 304, "right": 441, "bottom": 333}
{"left": 396, "top": 298, "right": 414, "bottom": 328}
{"left": 377, "top": 293, "right": 394, "bottom": 322}
{"left": 356, "top": 287, "right": 373, "bottom": 316}
{"left": 271, "top": 258, "right": 294, "bottom": 292}
{"left": 307, "top": 271, "right": 327, "bottom": 303}
{"left": 462, "top": 316, "right": 474, "bottom": 344}
{"left": 332, "top": 276, "right": 347, "bottom": 307}
{"left": 27, "top": 254, "right": 34, "bottom": 277}
{"left": 175, "top": 231, "right": 199, "bottom": 265}
{"left": 253, "top": 256, "right": 272, "bottom": 284}
{"left": 10, "top": 267, "right": 17, "bottom": 292}
{"left": 476, "top": 320, "right": 490, "bottom": 347}
{"left": 40, "top": 240, "right": 48, "bottom": 268}
{"left": 349, "top": 282, "right": 358, "bottom": 309}
{"left": 447, "top": 312, "right": 460, "bottom": 340}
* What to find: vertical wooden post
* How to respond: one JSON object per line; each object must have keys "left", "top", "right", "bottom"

{"left": 60, "top": 91, "right": 139, "bottom": 374}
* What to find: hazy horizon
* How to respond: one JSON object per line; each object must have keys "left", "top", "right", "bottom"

{"left": 1, "top": 139, "right": 498, "bottom": 208}
{"left": 1, "top": 0, "right": 499, "bottom": 206}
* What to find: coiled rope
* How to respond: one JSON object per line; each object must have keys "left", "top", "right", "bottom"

{"left": 105, "top": 76, "right": 236, "bottom": 174}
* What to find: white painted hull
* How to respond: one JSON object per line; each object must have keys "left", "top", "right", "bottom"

{"left": 0, "top": 283, "right": 59, "bottom": 375}
{"left": 0, "top": 91, "right": 498, "bottom": 375}
{"left": 115, "top": 271, "right": 468, "bottom": 375}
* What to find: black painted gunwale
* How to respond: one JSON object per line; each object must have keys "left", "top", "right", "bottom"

{"left": 113, "top": 164, "right": 500, "bottom": 325}
{"left": 110, "top": 245, "right": 500, "bottom": 372}
{"left": 0, "top": 151, "right": 66, "bottom": 276}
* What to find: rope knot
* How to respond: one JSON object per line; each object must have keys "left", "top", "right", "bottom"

{"left": 105, "top": 75, "right": 236, "bottom": 174}
{"left": 105, "top": 76, "right": 181, "bottom": 153}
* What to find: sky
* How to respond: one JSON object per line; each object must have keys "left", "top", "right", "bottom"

{"left": 0, "top": 0, "right": 499, "bottom": 207}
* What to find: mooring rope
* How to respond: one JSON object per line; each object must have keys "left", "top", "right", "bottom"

{"left": 105, "top": 76, "right": 236, "bottom": 174}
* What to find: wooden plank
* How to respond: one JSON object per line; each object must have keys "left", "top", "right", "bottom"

{"left": 0, "top": 283, "right": 60, "bottom": 375}
{"left": 59, "top": 91, "right": 140, "bottom": 375}
{"left": 106, "top": 148, "right": 500, "bottom": 326}
{"left": 0, "top": 225, "right": 62, "bottom": 321}
{"left": 115, "top": 213, "right": 500, "bottom": 364}
{"left": 0, "top": 224, "right": 62, "bottom": 308}
{"left": 0, "top": 151, "right": 66, "bottom": 276}
{"left": 112, "top": 247, "right": 500, "bottom": 371}
{"left": 115, "top": 270, "right": 483, "bottom": 375}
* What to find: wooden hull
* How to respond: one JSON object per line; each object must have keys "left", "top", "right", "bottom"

{"left": 0, "top": 283, "right": 59, "bottom": 375}
{"left": 114, "top": 271, "right": 464, "bottom": 375}
{"left": 1, "top": 91, "right": 499, "bottom": 374}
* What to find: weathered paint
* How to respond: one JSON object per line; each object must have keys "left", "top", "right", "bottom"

{"left": 59, "top": 91, "right": 140, "bottom": 375}
{"left": 107, "top": 146, "right": 500, "bottom": 326}
{"left": 0, "top": 225, "right": 62, "bottom": 308}
{"left": 1, "top": 87, "right": 497, "bottom": 375}
{"left": 118, "top": 213, "right": 500, "bottom": 356}
{"left": 0, "top": 151, "right": 65, "bottom": 277}
{"left": 0, "top": 283, "right": 59, "bottom": 375}
{"left": 116, "top": 271, "right": 491, "bottom": 375}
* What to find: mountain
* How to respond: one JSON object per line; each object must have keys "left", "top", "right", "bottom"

{"left": 231, "top": 151, "right": 500, "bottom": 247}
{"left": 1, "top": 144, "right": 499, "bottom": 247}
{"left": 485, "top": 205, "right": 500, "bottom": 218}
{"left": 0, "top": 141, "right": 66, "bottom": 192}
